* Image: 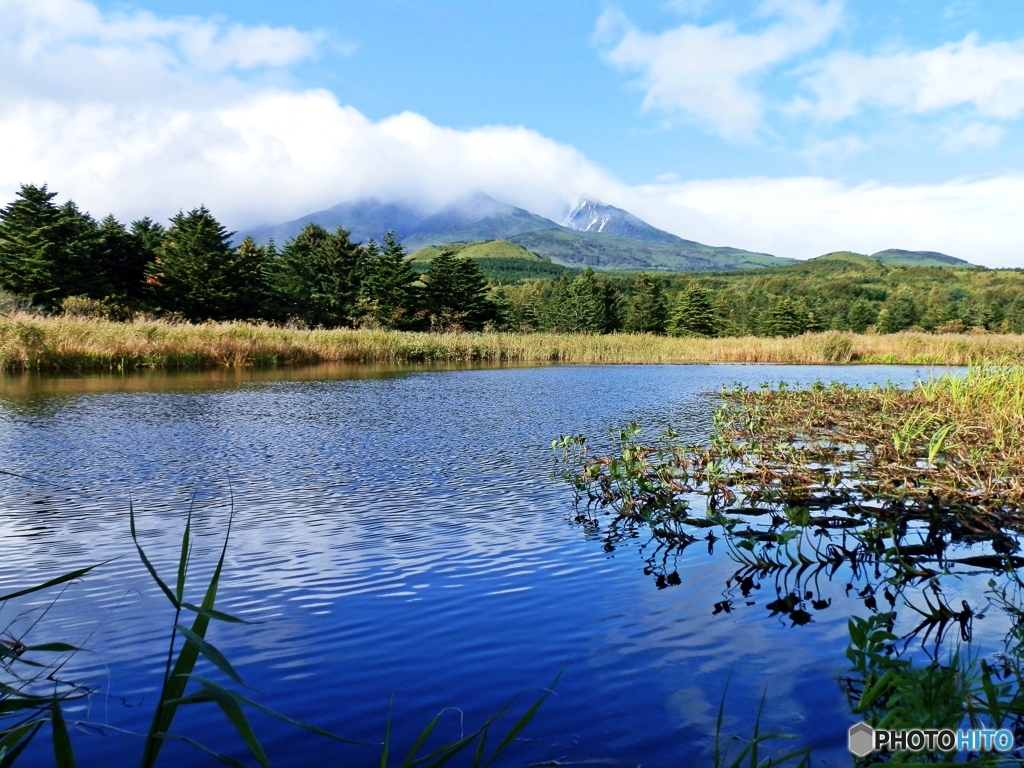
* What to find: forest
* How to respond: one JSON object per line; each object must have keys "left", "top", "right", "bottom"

{"left": 3, "top": 184, "right": 1024, "bottom": 337}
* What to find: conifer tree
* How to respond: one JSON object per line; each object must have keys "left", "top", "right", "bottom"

{"left": 624, "top": 272, "right": 667, "bottom": 334}
{"left": 148, "top": 206, "right": 267, "bottom": 321}
{"left": 423, "top": 249, "right": 494, "bottom": 331}
{"left": 93, "top": 215, "right": 150, "bottom": 304}
{"left": 359, "top": 230, "right": 421, "bottom": 329}
{"left": 276, "top": 224, "right": 367, "bottom": 327}
{"left": 763, "top": 296, "right": 808, "bottom": 337}
{"left": 877, "top": 286, "right": 920, "bottom": 333}
{"left": 668, "top": 281, "right": 717, "bottom": 337}
{"left": 0, "top": 184, "right": 100, "bottom": 308}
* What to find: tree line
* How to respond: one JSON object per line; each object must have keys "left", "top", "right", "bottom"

{"left": 0, "top": 184, "right": 498, "bottom": 331}
{"left": 3, "top": 184, "right": 1023, "bottom": 336}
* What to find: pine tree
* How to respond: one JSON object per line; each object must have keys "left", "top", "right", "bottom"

{"left": 624, "top": 272, "right": 667, "bottom": 334}
{"left": 275, "top": 224, "right": 368, "bottom": 327}
{"left": 877, "top": 287, "right": 919, "bottom": 333}
{"left": 763, "top": 296, "right": 808, "bottom": 337}
{"left": 93, "top": 216, "right": 150, "bottom": 304}
{"left": 846, "top": 299, "right": 878, "bottom": 333}
{"left": 359, "top": 230, "right": 421, "bottom": 329}
{"left": 0, "top": 184, "right": 100, "bottom": 308}
{"left": 668, "top": 282, "right": 717, "bottom": 337}
{"left": 547, "top": 268, "right": 614, "bottom": 333}
{"left": 423, "top": 249, "right": 494, "bottom": 331}
{"left": 149, "top": 205, "right": 268, "bottom": 321}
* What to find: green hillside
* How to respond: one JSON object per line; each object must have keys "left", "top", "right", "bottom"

{"left": 870, "top": 249, "right": 973, "bottom": 267}
{"left": 507, "top": 228, "right": 795, "bottom": 271}
{"left": 407, "top": 239, "right": 569, "bottom": 284}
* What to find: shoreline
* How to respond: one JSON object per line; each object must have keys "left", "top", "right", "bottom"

{"left": 2, "top": 313, "right": 1023, "bottom": 372}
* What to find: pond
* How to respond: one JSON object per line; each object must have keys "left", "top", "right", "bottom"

{"left": 0, "top": 362, "right": 1001, "bottom": 766}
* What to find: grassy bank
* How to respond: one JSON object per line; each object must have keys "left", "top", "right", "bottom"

{"left": 3, "top": 313, "right": 1024, "bottom": 371}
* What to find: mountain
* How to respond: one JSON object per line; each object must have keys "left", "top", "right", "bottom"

{"left": 400, "top": 193, "right": 562, "bottom": 250}
{"left": 805, "top": 250, "right": 975, "bottom": 269}
{"left": 240, "top": 199, "right": 424, "bottom": 246}
{"left": 509, "top": 229, "right": 792, "bottom": 271}
{"left": 869, "top": 249, "right": 973, "bottom": 267}
{"left": 407, "top": 239, "right": 568, "bottom": 283}
{"left": 243, "top": 192, "right": 794, "bottom": 271}
{"left": 563, "top": 197, "right": 682, "bottom": 244}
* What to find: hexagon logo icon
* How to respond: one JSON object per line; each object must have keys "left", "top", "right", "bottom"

{"left": 849, "top": 722, "right": 875, "bottom": 757}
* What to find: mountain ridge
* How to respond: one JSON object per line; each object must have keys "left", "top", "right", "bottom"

{"left": 240, "top": 193, "right": 972, "bottom": 273}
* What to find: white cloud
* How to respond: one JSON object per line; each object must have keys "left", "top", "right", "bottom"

{"left": 615, "top": 175, "right": 1024, "bottom": 268}
{"left": 941, "top": 122, "right": 1005, "bottom": 152}
{"left": 0, "top": 0, "right": 325, "bottom": 108}
{"left": 2, "top": 0, "right": 1024, "bottom": 269}
{"left": 800, "top": 33, "right": 1024, "bottom": 121}
{"left": 597, "top": 0, "right": 844, "bottom": 139}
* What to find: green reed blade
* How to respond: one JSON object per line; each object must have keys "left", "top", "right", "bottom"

{"left": 173, "top": 626, "right": 244, "bottom": 687}
{"left": 401, "top": 710, "right": 441, "bottom": 765}
{"left": 479, "top": 674, "right": 560, "bottom": 768}
{"left": 141, "top": 512, "right": 233, "bottom": 768}
{"left": 380, "top": 696, "right": 391, "bottom": 768}
{"left": 24, "top": 643, "right": 80, "bottom": 653}
{"left": 175, "top": 498, "right": 195, "bottom": 605}
{"left": 180, "top": 603, "right": 248, "bottom": 624}
{"left": 0, "top": 722, "right": 43, "bottom": 768}
{"left": 172, "top": 677, "right": 375, "bottom": 746}
{"left": 471, "top": 727, "right": 487, "bottom": 767}
{"left": 49, "top": 698, "right": 75, "bottom": 768}
{"left": 129, "top": 501, "right": 179, "bottom": 609}
{"left": 0, "top": 645, "right": 46, "bottom": 668}
{"left": 0, "top": 565, "right": 98, "bottom": 603}
{"left": 188, "top": 678, "right": 269, "bottom": 768}
{"left": 151, "top": 733, "right": 250, "bottom": 768}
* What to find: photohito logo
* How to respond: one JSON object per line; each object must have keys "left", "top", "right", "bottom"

{"left": 849, "top": 722, "right": 1016, "bottom": 756}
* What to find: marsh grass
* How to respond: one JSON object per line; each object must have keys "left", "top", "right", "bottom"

{"left": 3, "top": 314, "right": 1024, "bottom": 371}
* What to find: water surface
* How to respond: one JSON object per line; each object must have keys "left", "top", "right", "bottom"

{"left": 0, "top": 363, "right": 981, "bottom": 766}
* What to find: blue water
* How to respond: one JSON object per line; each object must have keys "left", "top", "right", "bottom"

{"left": 0, "top": 363, "right": 991, "bottom": 767}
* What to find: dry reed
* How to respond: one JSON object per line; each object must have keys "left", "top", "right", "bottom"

{"left": 3, "top": 313, "right": 1024, "bottom": 371}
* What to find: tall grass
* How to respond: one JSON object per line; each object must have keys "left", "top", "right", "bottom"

{"left": 2, "top": 314, "right": 1024, "bottom": 371}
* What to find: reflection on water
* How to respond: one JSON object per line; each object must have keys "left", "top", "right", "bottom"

{"left": 0, "top": 364, "right": 967, "bottom": 766}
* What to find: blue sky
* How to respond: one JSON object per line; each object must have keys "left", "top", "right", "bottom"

{"left": 4, "top": 0, "right": 1024, "bottom": 265}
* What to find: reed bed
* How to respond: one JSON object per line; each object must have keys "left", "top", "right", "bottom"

{"left": 3, "top": 314, "right": 1024, "bottom": 371}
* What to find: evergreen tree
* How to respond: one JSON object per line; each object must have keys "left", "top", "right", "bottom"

{"left": 149, "top": 206, "right": 266, "bottom": 321}
{"left": 275, "top": 224, "right": 367, "bottom": 327}
{"left": 93, "top": 216, "right": 150, "bottom": 304}
{"left": 596, "top": 272, "right": 622, "bottom": 333}
{"left": 846, "top": 299, "right": 878, "bottom": 333}
{"left": 625, "top": 272, "right": 667, "bottom": 334}
{"left": 0, "top": 184, "right": 99, "bottom": 308}
{"left": 547, "top": 268, "right": 610, "bottom": 333}
{"left": 423, "top": 249, "right": 494, "bottom": 331}
{"left": 359, "top": 231, "right": 421, "bottom": 329}
{"left": 763, "top": 296, "right": 808, "bottom": 337}
{"left": 668, "top": 282, "right": 717, "bottom": 337}
{"left": 877, "top": 287, "right": 919, "bottom": 333}
{"left": 920, "top": 285, "right": 956, "bottom": 331}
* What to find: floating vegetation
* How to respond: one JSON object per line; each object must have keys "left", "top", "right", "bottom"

{"left": 555, "top": 363, "right": 1024, "bottom": 762}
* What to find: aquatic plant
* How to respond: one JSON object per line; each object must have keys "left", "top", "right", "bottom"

{"left": 712, "top": 682, "right": 810, "bottom": 768}
{"left": 555, "top": 362, "right": 1024, "bottom": 762}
